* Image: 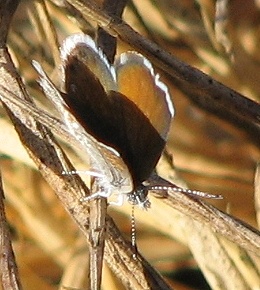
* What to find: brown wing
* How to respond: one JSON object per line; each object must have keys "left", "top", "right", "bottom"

{"left": 108, "top": 90, "right": 165, "bottom": 184}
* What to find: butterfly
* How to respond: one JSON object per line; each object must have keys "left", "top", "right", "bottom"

{"left": 62, "top": 35, "right": 173, "bottom": 175}
{"left": 33, "top": 34, "right": 219, "bottom": 208}
{"left": 54, "top": 33, "right": 173, "bottom": 206}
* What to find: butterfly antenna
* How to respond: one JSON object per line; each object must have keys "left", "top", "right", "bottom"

{"left": 148, "top": 185, "right": 222, "bottom": 199}
{"left": 131, "top": 205, "right": 138, "bottom": 260}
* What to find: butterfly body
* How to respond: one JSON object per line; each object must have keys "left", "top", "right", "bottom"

{"left": 33, "top": 34, "right": 174, "bottom": 206}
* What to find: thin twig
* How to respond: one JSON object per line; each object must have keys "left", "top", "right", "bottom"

{"left": 0, "top": 173, "right": 23, "bottom": 290}
{"left": 28, "top": 0, "right": 60, "bottom": 66}
{"left": 254, "top": 163, "right": 260, "bottom": 228}
{"left": 88, "top": 180, "right": 107, "bottom": 290}
{"left": 91, "top": 2, "right": 128, "bottom": 288}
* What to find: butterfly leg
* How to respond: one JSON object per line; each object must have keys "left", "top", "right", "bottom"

{"left": 81, "top": 189, "right": 111, "bottom": 201}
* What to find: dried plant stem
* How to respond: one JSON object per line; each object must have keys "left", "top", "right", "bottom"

{"left": 164, "top": 191, "right": 260, "bottom": 253}
{"left": 88, "top": 180, "right": 107, "bottom": 290}
{"left": 28, "top": 0, "right": 60, "bottom": 66}
{"left": 0, "top": 173, "right": 23, "bottom": 290}
{"left": 255, "top": 163, "right": 260, "bottom": 228}
{"left": 88, "top": 1, "right": 129, "bottom": 288}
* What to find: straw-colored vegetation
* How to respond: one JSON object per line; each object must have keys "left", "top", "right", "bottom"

{"left": 0, "top": 0, "right": 260, "bottom": 289}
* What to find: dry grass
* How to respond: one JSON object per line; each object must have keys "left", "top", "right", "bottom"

{"left": 0, "top": 0, "right": 260, "bottom": 289}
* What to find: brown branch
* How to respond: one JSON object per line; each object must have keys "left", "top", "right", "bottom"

{"left": 0, "top": 173, "right": 23, "bottom": 290}
{"left": 163, "top": 190, "right": 260, "bottom": 254}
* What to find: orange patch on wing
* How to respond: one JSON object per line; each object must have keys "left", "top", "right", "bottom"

{"left": 116, "top": 56, "right": 172, "bottom": 139}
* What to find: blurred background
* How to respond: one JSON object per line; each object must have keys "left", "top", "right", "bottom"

{"left": 1, "top": 0, "right": 260, "bottom": 289}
